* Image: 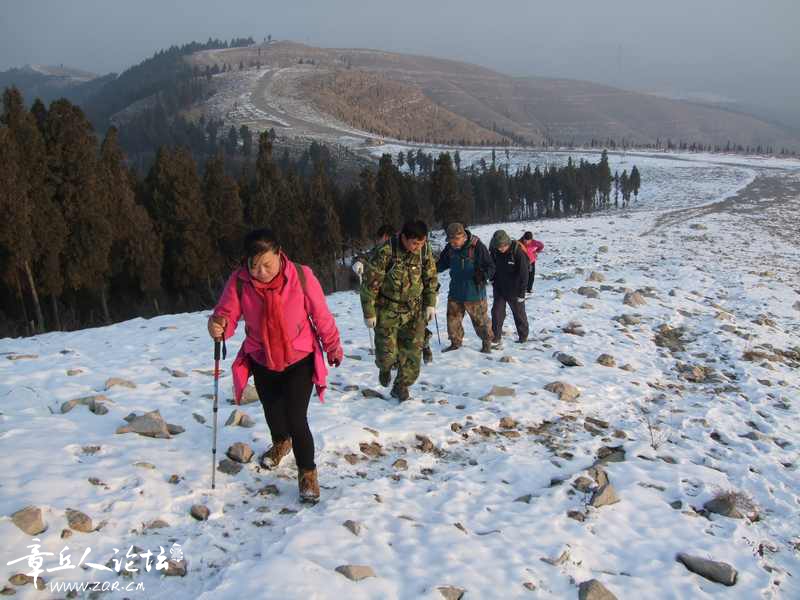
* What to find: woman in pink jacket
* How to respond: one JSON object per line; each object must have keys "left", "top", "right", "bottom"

{"left": 520, "top": 231, "right": 544, "bottom": 296}
{"left": 207, "top": 228, "right": 343, "bottom": 503}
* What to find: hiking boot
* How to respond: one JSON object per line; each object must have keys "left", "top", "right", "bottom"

{"left": 442, "top": 343, "right": 461, "bottom": 353}
{"left": 379, "top": 369, "right": 392, "bottom": 387}
{"left": 491, "top": 336, "right": 503, "bottom": 348}
{"left": 259, "top": 438, "right": 292, "bottom": 469}
{"left": 390, "top": 383, "right": 410, "bottom": 402}
{"left": 480, "top": 339, "right": 492, "bottom": 353}
{"left": 422, "top": 346, "right": 433, "bottom": 364}
{"left": 298, "top": 468, "right": 320, "bottom": 503}
{"left": 515, "top": 336, "right": 528, "bottom": 344}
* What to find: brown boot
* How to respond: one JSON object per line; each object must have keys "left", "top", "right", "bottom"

{"left": 298, "top": 468, "right": 320, "bottom": 503}
{"left": 259, "top": 438, "right": 292, "bottom": 469}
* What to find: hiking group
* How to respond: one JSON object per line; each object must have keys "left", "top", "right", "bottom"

{"left": 208, "top": 222, "right": 543, "bottom": 502}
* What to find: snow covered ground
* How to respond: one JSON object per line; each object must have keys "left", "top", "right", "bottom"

{"left": 1, "top": 155, "right": 799, "bottom": 599}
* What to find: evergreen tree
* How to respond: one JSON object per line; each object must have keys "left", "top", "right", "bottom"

{"left": 248, "top": 130, "right": 281, "bottom": 226}
{"left": 239, "top": 125, "right": 253, "bottom": 157}
{"left": 375, "top": 154, "right": 401, "bottom": 229}
{"left": 43, "top": 98, "right": 113, "bottom": 321}
{"left": 99, "top": 127, "right": 162, "bottom": 308}
{"left": 431, "top": 152, "right": 463, "bottom": 227}
{"left": 202, "top": 153, "right": 244, "bottom": 272}
{"left": 143, "top": 146, "right": 215, "bottom": 294}
{"left": 308, "top": 164, "right": 342, "bottom": 289}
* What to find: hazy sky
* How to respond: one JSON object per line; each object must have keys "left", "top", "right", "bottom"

{"left": 2, "top": 0, "right": 799, "bottom": 124}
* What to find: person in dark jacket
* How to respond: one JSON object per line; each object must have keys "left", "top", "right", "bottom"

{"left": 437, "top": 223, "right": 495, "bottom": 353}
{"left": 490, "top": 229, "right": 530, "bottom": 344}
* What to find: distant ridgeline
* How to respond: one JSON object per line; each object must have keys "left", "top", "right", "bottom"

{"left": 0, "top": 88, "right": 639, "bottom": 337}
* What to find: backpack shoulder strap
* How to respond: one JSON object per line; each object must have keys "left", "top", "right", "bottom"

{"left": 294, "top": 262, "right": 308, "bottom": 296}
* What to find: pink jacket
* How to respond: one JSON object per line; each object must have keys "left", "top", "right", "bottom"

{"left": 521, "top": 239, "right": 544, "bottom": 263}
{"left": 213, "top": 256, "right": 341, "bottom": 403}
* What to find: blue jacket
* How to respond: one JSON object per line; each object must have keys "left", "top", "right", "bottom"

{"left": 436, "top": 231, "right": 495, "bottom": 302}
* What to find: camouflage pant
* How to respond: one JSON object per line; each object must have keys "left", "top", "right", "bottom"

{"left": 375, "top": 302, "right": 426, "bottom": 387}
{"left": 447, "top": 298, "right": 492, "bottom": 345}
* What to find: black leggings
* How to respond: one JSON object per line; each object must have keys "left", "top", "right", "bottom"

{"left": 526, "top": 263, "right": 536, "bottom": 294}
{"left": 251, "top": 353, "right": 315, "bottom": 471}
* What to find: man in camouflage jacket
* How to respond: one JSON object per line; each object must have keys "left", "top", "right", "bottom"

{"left": 360, "top": 220, "right": 438, "bottom": 401}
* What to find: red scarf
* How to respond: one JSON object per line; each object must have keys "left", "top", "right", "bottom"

{"left": 251, "top": 267, "right": 293, "bottom": 372}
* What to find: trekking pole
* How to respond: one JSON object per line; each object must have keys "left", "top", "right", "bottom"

{"left": 358, "top": 271, "right": 375, "bottom": 355}
{"left": 211, "top": 338, "right": 222, "bottom": 490}
{"left": 434, "top": 312, "right": 442, "bottom": 348}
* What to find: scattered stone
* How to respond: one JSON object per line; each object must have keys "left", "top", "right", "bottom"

{"left": 192, "top": 412, "right": 206, "bottom": 424}
{"left": 578, "top": 286, "right": 600, "bottom": 299}
{"left": 116, "top": 410, "right": 171, "bottom": 438}
{"left": 587, "top": 272, "right": 606, "bottom": 283}
{"left": 164, "top": 560, "right": 187, "bottom": 577}
{"left": 437, "top": 586, "right": 465, "bottom": 600}
{"left": 543, "top": 381, "right": 581, "bottom": 402}
{"left": 590, "top": 484, "right": 620, "bottom": 508}
{"left": 416, "top": 434, "right": 436, "bottom": 453}
{"left": 238, "top": 384, "right": 260, "bottom": 404}
{"left": 343, "top": 520, "right": 362, "bottom": 536}
{"left": 613, "top": 314, "right": 641, "bottom": 326}
{"left": 334, "top": 565, "right": 375, "bottom": 581}
{"left": 61, "top": 528, "right": 73, "bottom": 539}
{"left": 392, "top": 458, "right": 408, "bottom": 471}
{"left": 361, "top": 388, "right": 385, "bottom": 399}
{"left": 598, "top": 246, "right": 609, "bottom": 253}
{"left": 499, "top": 355, "right": 517, "bottom": 363}
{"left": 670, "top": 501, "right": 683, "bottom": 510}
{"left": 587, "top": 466, "right": 609, "bottom": 487}
{"left": 703, "top": 491, "right": 758, "bottom": 520}
{"left": 567, "top": 510, "right": 586, "bottom": 522}
{"left": 65, "top": 509, "right": 92, "bottom": 533}
{"left": 105, "top": 377, "right": 136, "bottom": 390}
{"left": 620, "top": 364, "right": 636, "bottom": 372}
{"left": 11, "top": 506, "right": 46, "bottom": 535}
{"left": 226, "top": 442, "right": 254, "bottom": 464}
{"left": 541, "top": 549, "right": 570, "bottom": 566}
{"left": 360, "top": 441, "right": 384, "bottom": 458}
{"left": 344, "top": 454, "right": 360, "bottom": 465}
{"left": 514, "top": 494, "right": 533, "bottom": 504}
{"left": 190, "top": 505, "right": 210, "bottom": 521}
{"left": 596, "top": 445, "right": 626, "bottom": 463}
{"left": 654, "top": 324, "right": 686, "bottom": 353}
{"left": 258, "top": 484, "right": 280, "bottom": 497}
{"left": 623, "top": 292, "right": 647, "bottom": 307}
{"left": 523, "top": 582, "right": 537, "bottom": 591}
{"left": 676, "top": 553, "right": 737, "bottom": 586}
{"left": 168, "top": 474, "right": 181, "bottom": 484}
{"left": 133, "top": 462, "right": 156, "bottom": 470}
{"left": 562, "top": 321, "right": 586, "bottom": 336}
{"left": 596, "top": 354, "right": 616, "bottom": 367}
{"left": 217, "top": 459, "right": 242, "bottom": 475}
{"left": 6, "top": 354, "right": 37, "bottom": 361}
{"left": 585, "top": 416, "right": 609, "bottom": 429}
{"left": 450, "top": 422, "right": 463, "bottom": 432}
{"left": 145, "top": 519, "right": 170, "bottom": 529}
{"left": 573, "top": 476, "right": 595, "bottom": 493}
{"left": 163, "top": 367, "right": 188, "bottom": 378}
{"left": 579, "top": 579, "right": 618, "bottom": 600}
{"left": 167, "top": 423, "right": 185, "bottom": 435}
{"left": 225, "top": 409, "right": 255, "bottom": 428}
{"left": 66, "top": 369, "right": 83, "bottom": 376}
{"left": 480, "top": 385, "right": 516, "bottom": 400}
{"left": 61, "top": 394, "right": 111, "bottom": 416}
{"left": 499, "top": 416, "right": 518, "bottom": 429}
{"left": 555, "top": 352, "right": 582, "bottom": 367}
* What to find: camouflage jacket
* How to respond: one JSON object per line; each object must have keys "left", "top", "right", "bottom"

{"left": 360, "top": 235, "right": 438, "bottom": 319}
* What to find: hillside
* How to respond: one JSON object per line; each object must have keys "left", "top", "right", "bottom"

{"left": 186, "top": 41, "right": 800, "bottom": 150}
{"left": 2, "top": 153, "right": 799, "bottom": 598}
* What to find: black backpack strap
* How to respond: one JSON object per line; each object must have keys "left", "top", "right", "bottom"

{"left": 294, "top": 262, "right": 308, "bottom": 296}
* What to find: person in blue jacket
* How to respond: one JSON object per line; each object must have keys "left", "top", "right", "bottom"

{"left": 436, "top": 222, "right": 495, "bottom": 353}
